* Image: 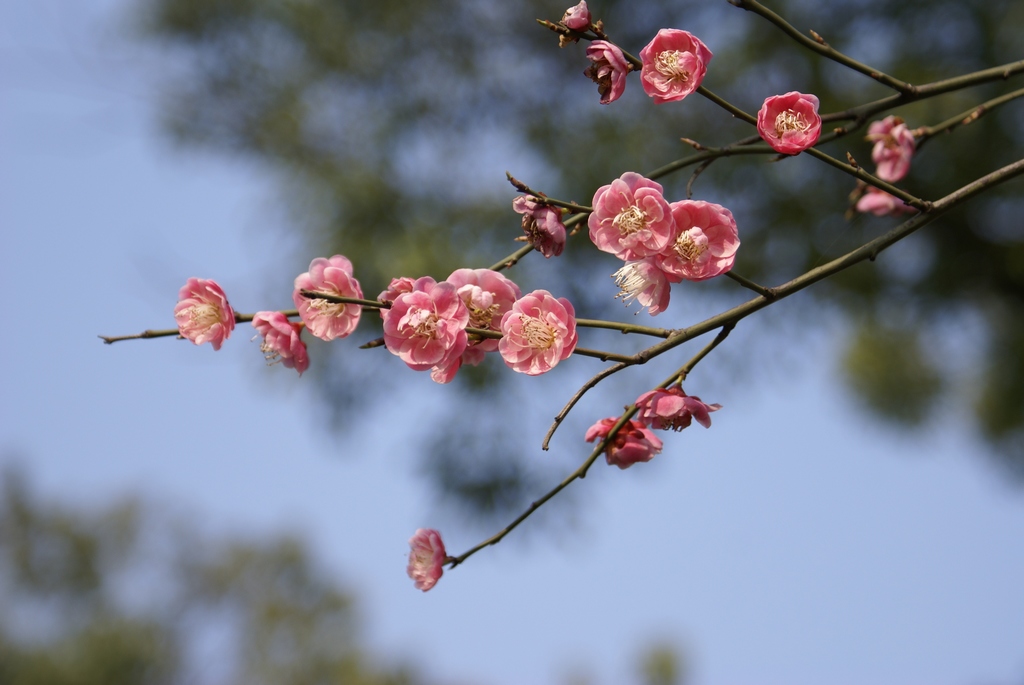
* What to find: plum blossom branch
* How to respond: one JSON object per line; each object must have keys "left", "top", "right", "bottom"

{"left": 728, "top": 0, "right": 911, "bottom": 93}
{"left": 541, "top": 322, "right": 734, "bottom": 450}
{"left": 449, "top": 411, "right": 637, "bottom": 569}
{"left": 554, "top": 159, "right": 1024, "bottom": 439}
{"left": 99, "top": 310, "right": 278, "bottom": 344}
{"left": 633, "top": 157, "right": 1024, "bottom": 365}
{"left": 455, "top": 160, "right": 1024, "bottom": 572}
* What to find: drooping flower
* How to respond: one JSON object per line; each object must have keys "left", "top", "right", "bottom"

{"left": 634, "top": 386, "right": 721, "bottom": 431}
{"left": 584, "top": 40, "right": 630, "bottom": 105}
{"left": 251, "top": 311, "right": 309, "bottom": 376}
{"left": 382, "top": 281, "right": 469, "bottom": 372}
{"left": 561, "top": 1, "right": 591, "bottom": 30}
{"left": 407, "top": 528, "right": 446, "bottom": 592}
{"left": 512, "top": 196, "right": 566, "bottom": 258}
{"left": 757, "top": 91, "right": 822, "bottom": 155}
{"left": 653, "top": 200, "right": 740, "bottom": 282}
{"left": 499, "top": 290, "right": 578, "bottom": 375}
{"left": 293, "top": 255, "right": 363, "bottom": 341}
{"left": 585, "top": 417, "right": 664, "bottom": 469}
{"left": 639, "top": 29, "right": 712, "bottom": 104}
{"left": 866, "top": 116, "right": 916, "bottom": 182}
{"left": 612, "top": 259, "right": 671, "bottom": 315}
{"left": 589, "top": 172, "right": 677, "bottom": 260}
{"left": 855, "top": 187, "right": 914, "bottom": 216}
{"left": 174, "top": 277, "right": 235, "bottom": 350}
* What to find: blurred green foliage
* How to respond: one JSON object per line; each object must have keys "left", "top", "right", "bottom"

{"left": 131, "top": 0, "right": 1024, "bottom": 499}
{"left": 0, "top": 469, "right": 689, "bottom": 685}
{"left": 0, "top": 469, "right": 420, "bottom": 685}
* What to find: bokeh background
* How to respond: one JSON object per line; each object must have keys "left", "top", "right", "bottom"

{"left": 2, "top": 0, "right": 1024, "bottom": 683}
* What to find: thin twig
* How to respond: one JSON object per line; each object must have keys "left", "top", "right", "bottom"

{"left": 100, "top": 310, "right": 289, "bottom": 344}
{"left": 725, "top": 271, "right": 776, "bottom": 299}
{"left": 914, "top": 86, "right": 1024, "bottom": 146}
{"left": 728, "top": 0, "right": 911, "bottom": 93}
{"left": 542, "top": 362, "right": 628, "bottom": 450}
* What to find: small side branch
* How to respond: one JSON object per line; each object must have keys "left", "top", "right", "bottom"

{"left": 99, "top": 328, "right": 180, "bottom": 345}
{"left": 725, "top": 271, "right": 777, "bottom": 299}
{"left": 728, "top": 0, "right": 912, "bottom": 93}
{"left": 915, "top": 86, "right": 1024, "bottom": 145}
{"left": 543, "top": 362, "right": 628, "bottom": 450}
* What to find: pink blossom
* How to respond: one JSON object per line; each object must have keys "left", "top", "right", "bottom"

{"left": 866, "top": 116, "right": 916, "bottom": 182}
{"left": 588, "top": 172, "right": 677, "bottom": 260}
{"left": 251, "top": 311, "right": 309, "bottom": 376}
{"left": 584, "top": 40, "right": 630, "bottom": 105}
{"left": 639, "top": 29, "right": 712, "bottom": 104}
{"left": 634, "top": 386, "right": 721, "bottom": 431}
{"left": 499, "top": 290, "right": 578, "bottom": 375}
{"left": 447, "top": 269, "right": 522, "bottom": 355}
{"left": 757, "top": 91, "right": 822, "bottom": 154}
{"left": 561, "top": 1, "right": 591, "bottom": 30}
{"left": 653, "top": 200, "right": 740, "bottom": 282}
{"left": 612, "top": 260, "right": 671, "bottom": 315}
{"left": 407, "top": 528, "right": 446, "bottom": 592}
{"left": 585, "top": 417, "right": 664, "bottom": 469}
{"left": 856, "top": 188, "right": 914, "bottom": 216}
{"left": 512, "top": 196, "right": 566, "bottom": 258}
{"left": 428, "top": 269, "right": 522, "bottom": 384}
{"left": 293, "top": 255, "right": 363, "bottom": 341}
{"left": 382, "top": 281, "right": 469, "bottom": 372}
{"left": 174, "top": 277, "right": 235, "bottom": 350}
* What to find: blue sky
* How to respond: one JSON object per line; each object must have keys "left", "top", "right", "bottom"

{"left": 2, "top": 2, "right": 1024, "bottom": 684}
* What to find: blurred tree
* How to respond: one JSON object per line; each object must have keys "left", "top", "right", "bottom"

{"left": 130, "top": 0, "right": 1024, "bottom": 502}
{"left": 0, "top": 468, "right": 424, "bottom": 685}
{"left": 0, "top": 469, "right": 694, "bottom": 685}
{"left": 637, "top": 644, "right": 686, "bottom": 685}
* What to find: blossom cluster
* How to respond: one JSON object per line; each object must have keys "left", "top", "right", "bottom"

{"left": 587, "top": 385, "right": 721, "bottom": 470}
{"left": 175, "top": 262, "right": 579, "bottom": 383}
{"left": 584, "top": 28, "right": 711, "bottom": 106}
{"left": 163, "top": 4, "right": 895, "bottom": 594}
{"left": 173, "top": 256, "right": 365, "bottom": 376}
{"left": 588, "top": 172, "right": 741, "bottom": 315}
